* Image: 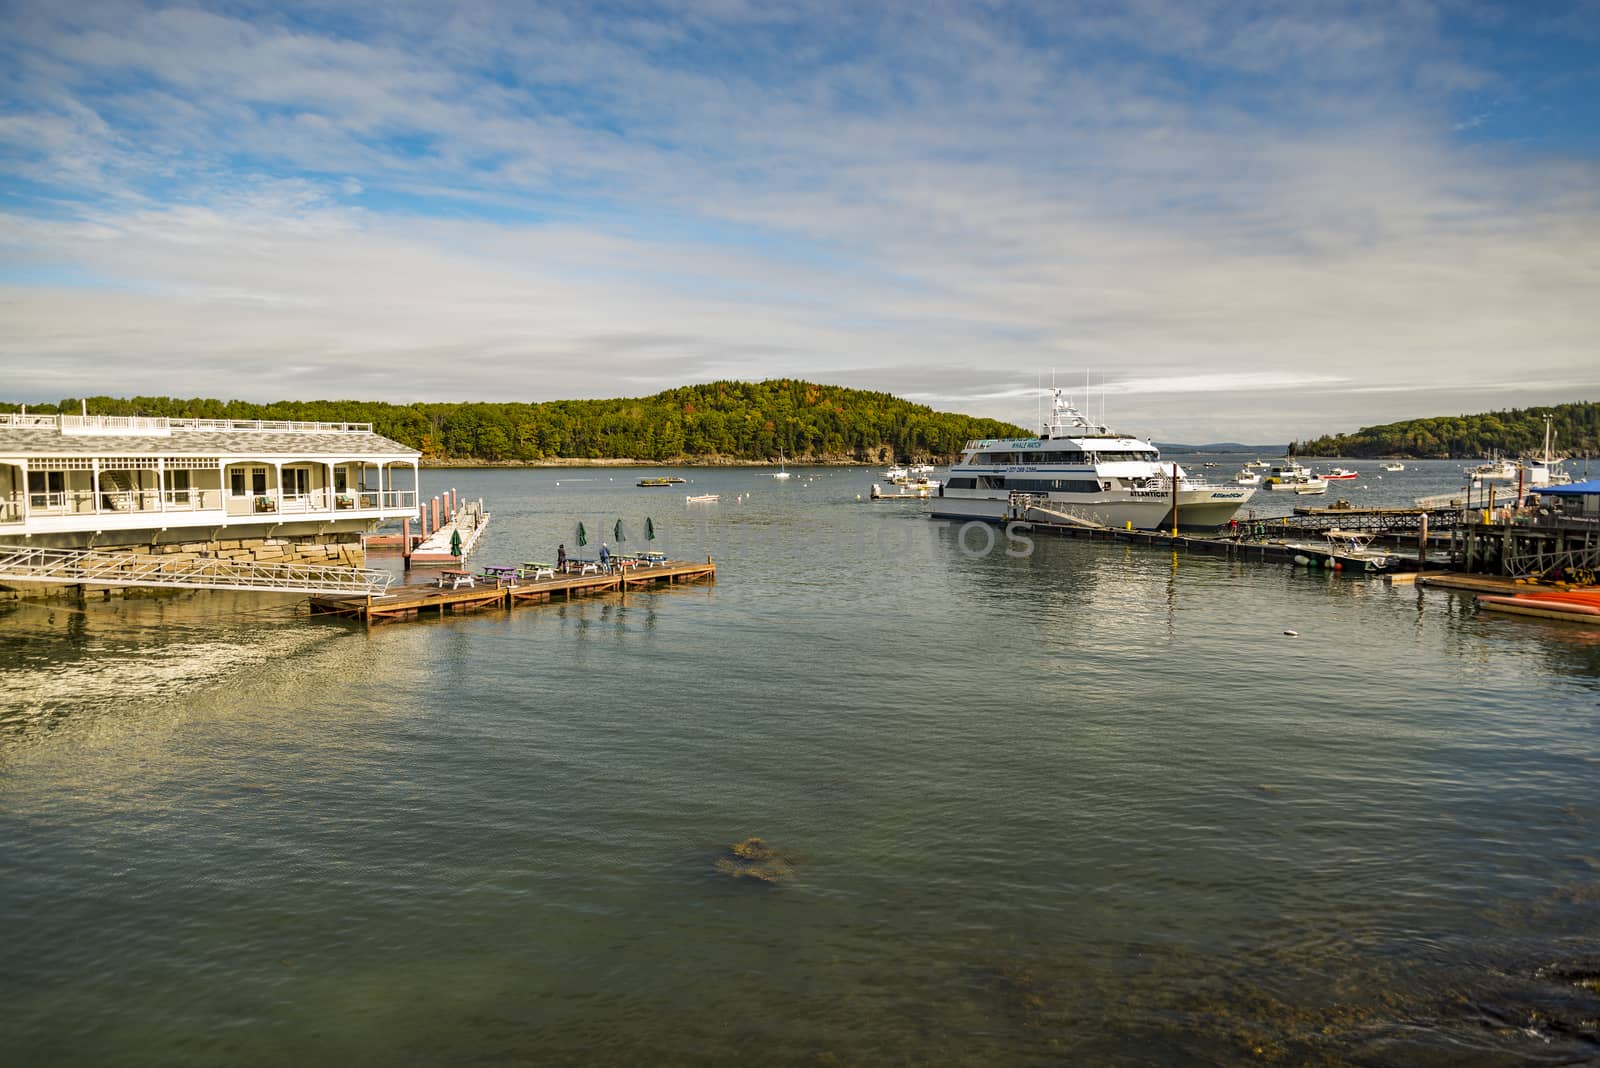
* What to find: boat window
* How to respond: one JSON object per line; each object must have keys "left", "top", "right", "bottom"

{"left": 979, "top": 475, "right": 1008, "bottom": 490}
{"left": 945, "top": 477, "right": 977, "bottom": 489}
{"left": 1005, "top": 478, "right": 1102, "bottom": 493}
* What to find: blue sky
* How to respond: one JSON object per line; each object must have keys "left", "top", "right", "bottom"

{"left": 2, "top": 0, "right": 1597, "bottom": 441}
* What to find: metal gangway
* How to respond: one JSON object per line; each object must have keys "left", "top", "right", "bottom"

{"left": 0, "top": 544, "right": 394, "bottom": 596}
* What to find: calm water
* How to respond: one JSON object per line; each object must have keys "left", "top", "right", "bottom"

{"left": 3, "top": 464, "right": 1598, "bottom": 1066}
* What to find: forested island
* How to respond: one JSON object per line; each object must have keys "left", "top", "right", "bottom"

{"left": 1292, "top": 401, "right": 1599, "bottom": 459}
{"left": 3, "top": 380, "right": 1027, "bottom": 465}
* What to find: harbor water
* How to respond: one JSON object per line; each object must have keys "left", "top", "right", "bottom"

{"left": 3, "top": 463, "right": 1597, "bottom": 1065}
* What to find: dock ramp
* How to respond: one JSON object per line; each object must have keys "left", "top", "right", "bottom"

{"left": 0, "top": 545, "right": 393, "bottom": 596}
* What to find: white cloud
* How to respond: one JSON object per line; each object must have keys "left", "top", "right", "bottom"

{"left": 0, "top": 1, "right": 1597, "bottom": 441}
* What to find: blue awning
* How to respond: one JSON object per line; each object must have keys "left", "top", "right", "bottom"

{"left": 1538, "top": 478, "right": 1600, "bottom": 496}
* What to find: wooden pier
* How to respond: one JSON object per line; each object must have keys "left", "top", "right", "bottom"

{"left": 308, "top": 558, "right": 717, "bottom": 622}
{"left": 1000, "top": 511, "right": 1430, "bottom": 571}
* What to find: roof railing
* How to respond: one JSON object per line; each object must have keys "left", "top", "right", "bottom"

{"left": 1, "top": 413, "right": 374, "bottom": 434}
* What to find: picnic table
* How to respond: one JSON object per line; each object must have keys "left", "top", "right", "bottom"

{"left": 436, "top": 569, "right": 476, "bottom": 589}
{"left": 565, "top": 559, "right": 602, "bottom": 575}
{"left": 479, "top": 564, "right": 520, "bottom": 587}
{"left": 518, "top": 562, "right": 556, "bottom": 580}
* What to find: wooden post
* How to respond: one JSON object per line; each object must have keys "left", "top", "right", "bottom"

{"left": 1417, "top": 513, "right": 1427, "bottom": 575}
{"left": 1170, "top": 463, "right": 1179, "bottom": 537}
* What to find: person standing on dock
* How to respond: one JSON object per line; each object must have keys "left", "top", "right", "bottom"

{"left": 557, "top": 543, "right": 567, "bottom": 571}
{"left": 599, "top": 542, "right": 611, "bottom": 570}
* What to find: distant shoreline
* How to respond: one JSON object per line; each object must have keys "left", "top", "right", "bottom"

{"left": 420, "top": 457, "right": 882, "bottom": 469}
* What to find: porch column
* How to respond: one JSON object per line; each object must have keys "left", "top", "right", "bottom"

{"left": 157, "top": 457, "right": 166, "bottom": 513}
{"left": 325, "top": 461, "right": 335, "bottom": 511}
{"left": 18, "top": 460, "right": 28, "bottom": 524}
{"left": 378, "top": 461, "right": 386, "bottom": 508}
{"left": 272, "top": 462, "right": 282, "bottom": 511}
{"left": 92, "top": 458, "right": 102, "bottom": 515}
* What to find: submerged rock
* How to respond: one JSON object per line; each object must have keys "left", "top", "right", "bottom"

{"left": 714, "top": 836, "right": 794, "bottom": 884}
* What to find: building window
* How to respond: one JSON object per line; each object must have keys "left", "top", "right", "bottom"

{"left": 230, "top": 468, "right": 246, "bottom": 496}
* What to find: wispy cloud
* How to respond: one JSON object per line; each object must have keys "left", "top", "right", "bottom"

{"left": 1, "top": 1, "right": 1598, "bottom": 441}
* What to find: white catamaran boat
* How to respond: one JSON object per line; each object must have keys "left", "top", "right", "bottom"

{"left": 930, "top": 388, "right": 1255, "bottom": 530}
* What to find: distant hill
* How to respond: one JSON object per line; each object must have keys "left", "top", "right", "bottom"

{"left": 1291, "top": 401, "right": 1599, "bottom": 459}
{"left": 1155, "top": 442, "right": 1286, "bottom": 455}
{"left": 2, "top": 380, "right": 1029, "bottom": 465}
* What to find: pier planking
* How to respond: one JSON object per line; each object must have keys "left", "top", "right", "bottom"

{"left": 308, "top": 559, "right": 716, "bottom": 622}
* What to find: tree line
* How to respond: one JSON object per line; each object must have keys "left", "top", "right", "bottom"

{"left": 4, "top": 379, "right": 1027, "bottom": 463}
{"left": 1292, "top": 401, "right": 1599, "bottom": 459}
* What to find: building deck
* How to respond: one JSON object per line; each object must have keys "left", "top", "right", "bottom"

{"left": 308, "top": 559, "right": 717, "bottom": 622}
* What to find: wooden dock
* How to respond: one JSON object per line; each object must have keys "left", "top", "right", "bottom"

{"left": 1006, "top": 513, "right": 1420, "bottom": 569}
{"left": 308, "top": 558, "right": 717, "bottom": 622}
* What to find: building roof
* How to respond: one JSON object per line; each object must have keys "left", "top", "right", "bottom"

{"left": 0, "top": 416, "right": 418, "bottom": 460}
{"left": 1538, "top": 478, "right": 1600, "bottom": 496}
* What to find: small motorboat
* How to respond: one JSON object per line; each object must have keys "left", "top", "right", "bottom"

{"left": 1324, "top": 467, "right": 1359, "bottom": 480}
{"left": 686, "top": 494, "right": 719, "bottom": 503}
{"left": 1382, "top": 462, "right": 1405, "bottom": 472}
{"left": 1233, "top": 469, "right": 1261, "bottom": 487}
{"left": 638, "top": 477, "right": 673, "bottom": 487}
{"left": 1289, "top": 530, "right": 1392, "bottom": 572}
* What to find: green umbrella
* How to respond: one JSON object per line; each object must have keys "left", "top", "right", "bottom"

{"left": 645, "top": 517, "right": 655, "bottom": 541}
{"left": 449, "top": 528, "right": 462, "bottom": 558}
{"left": 576, "top": 521, "right": 587, "bottom": 547}
{"left": 613, "top": 519, "right": 624, "bottom": 543}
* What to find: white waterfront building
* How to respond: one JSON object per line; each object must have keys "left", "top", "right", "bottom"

{"left": 0, "top": 412, "right": 420, "bottom": 554}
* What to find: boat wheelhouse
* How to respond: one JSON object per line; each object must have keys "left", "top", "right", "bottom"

{"left": 932, "top": 388, "right": 1255, "bottom": 530}
{"left": 0, "top": 412, "right": 420, "bottom": 552}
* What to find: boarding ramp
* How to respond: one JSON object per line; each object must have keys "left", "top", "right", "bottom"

{"left": 0, "top": 544, "right": 393, "bottom": 596}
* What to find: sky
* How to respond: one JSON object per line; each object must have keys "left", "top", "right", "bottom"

{"left": 1, "top": 0, "right": 1598, "bottom": 442}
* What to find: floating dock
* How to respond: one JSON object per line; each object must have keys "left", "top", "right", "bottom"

{"left": 308, "top": 558, "right": 716, "bottom": 622}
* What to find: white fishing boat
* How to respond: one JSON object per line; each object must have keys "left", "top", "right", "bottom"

{"left": 686, "top": 493, "right": 719, "bottom": 503}
{"left": 883, "top": 464, "right": 910, "bottom": 481}
{"left": 909, "top": 463, "right": 935, "bottom": 475}
{"left": 1246, "top": 459, "right": 1271, "bottom": 469}
{"left": 1468, "top": 456, "right": 1518, "bottom": 482}
{"left": 930, "top": 387, "right": 1254, "bottom": 530}
{"left": 1233, "top": 469, "right": 1262, "bottom": 487}
{"left": 1262, "top": 461, "right": 1328, "bottom": 493}
{"left": 1382, "top": 462, "right": 1405, "bottom": 472}
{"left": 1524, "top": 415, "right": 1571, "bottom": 487}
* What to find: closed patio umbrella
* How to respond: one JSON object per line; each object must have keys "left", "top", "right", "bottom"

{"left": 614, "top": 519, "right": 625, "bottom": 543}
{"left": 646, "top": 517, "right": 655, "bottom": 540}
{"left": 576, "top": 521, "right": 587, "bottom": 548}
{"left": 449, "top": 528, "right": 462, "bottom": 558}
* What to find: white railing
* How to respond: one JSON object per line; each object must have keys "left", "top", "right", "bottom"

{"left": 1, "top": 494, "right": 21, "bottom": 524}
{"left": 0, "top": 544, "right": 392, "bottom": 596}
{"left": 1, "top": 413, "right": 376, "bottom": 434}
